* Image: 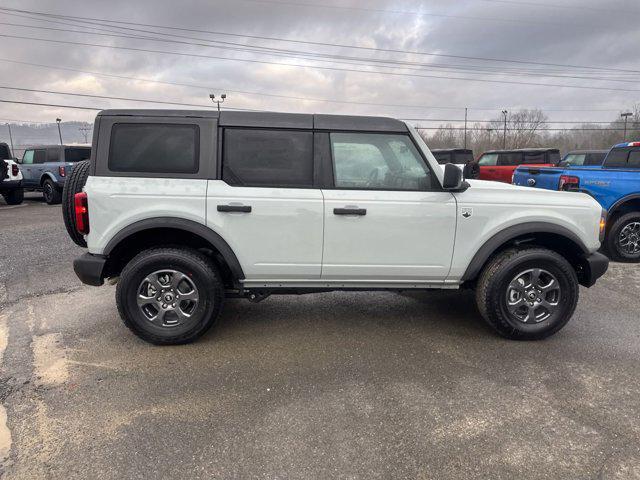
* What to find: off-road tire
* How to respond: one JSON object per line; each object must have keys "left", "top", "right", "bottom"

{"left": 116, "top": 247, "right": 225, "bottom": 345}
{"left": 475, "top": 247, "right": 579, "bottom": 340}
{"left": 62, "top": 159, "right": 90, "bottom": 246}
{"left": 2, "top": 188, "right": 23, "bottom": 205}
{"left": 605, "top": 212, "right": 640, "bottom": 263}
{"left": 43, "top": 179, "right": 62, "bottom": 205}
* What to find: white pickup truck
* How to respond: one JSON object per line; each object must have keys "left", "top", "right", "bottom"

{"left": 0, "top": 142, "right": 23, "bottom": 205}
{"left": 62, "top": 110, "right": 609, "bottom": 345}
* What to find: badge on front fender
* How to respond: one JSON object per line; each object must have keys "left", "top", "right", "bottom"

{"left": 462, "top": 207, "right": 473, "bottom": 218}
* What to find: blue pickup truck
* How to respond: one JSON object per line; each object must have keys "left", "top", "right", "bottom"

{"left": 18, "top": 145, "right": 91, "bottom": 204}
{"left": 513, "top": 142, "right": 640, "bottom": 262}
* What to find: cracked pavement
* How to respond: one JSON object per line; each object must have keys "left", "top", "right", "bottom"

{"left": 0, "top": 194, "right": 639, "bottom": 479}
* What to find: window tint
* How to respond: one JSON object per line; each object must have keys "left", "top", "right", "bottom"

{"left": 478, "top": 153, "right": 498, "bottom": 166}
{"left": 522, "top": 152, "right": 545, "bottom": 164}
{"left": 65, "top": 147, "right": 91, "bottom": 163}
{"left": 222, "top": 129, "right": 313, "bottom": 187}
{"left": 109, "top": 124, "right": 199, "bottom": 173}
{"left": 628, "top": 150, "right": 640, "bottom": 168}
{"left": 330, "top": 133, "right": 431, "bottom": 191}
{"left": 47, "top": 148, "right": 60, "bottom": 163}
{"left": 498, "top": 153, "right": 522, "bottom": 166}
{"left": 585, "top": 152, "right": 606, "bottom": 166}
{"left": 432, "top": 152, "right": 451, "bottom": 165}
{"left": 22, "top": 150, "right": 34, "bottom": 165}
{"left": 563, "top": 154, "right": 586, "bottom": 166}
{"left": 605, "top": 149, "right": 629, "bottom": 168}
{"left": 34, "top": 150, "right": 46, "bottom": 164}
{"left": 455, "top": 152, "right": 474, "bottom": 165}
{"left": 0, "top": 144, "right": 10, "bottom": 160}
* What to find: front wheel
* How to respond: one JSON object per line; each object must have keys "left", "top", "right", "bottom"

{"left": 116, "top": 248, "right": 225, "bottom": 345}
{"left": 43, "top": 179, "right": 62, "bottom": 205}
{"left": 475, "top": 247, "right": 579, "bottom": 340}
{"left": 605, "top": 212, "right": 640, "bottom": 262}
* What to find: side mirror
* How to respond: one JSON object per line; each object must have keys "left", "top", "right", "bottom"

{"left": 442, "top": 163, "right": 468, "bottom": 191}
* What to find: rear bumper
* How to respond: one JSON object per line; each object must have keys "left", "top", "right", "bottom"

{"left": 73, "top": 253, "right": 106, "bottom": 286}
{"left": 0, "top": 179, "right": 22, "bottom": 191}
{"left": 578, "top": 251, "right": 609, "bottom": 288}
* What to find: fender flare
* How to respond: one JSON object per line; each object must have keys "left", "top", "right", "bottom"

{"left": 608, "top": 193, "right": 640, "bottom": 217}
{"left": 103, "top": 217, "right": 245, "bottom": 283}
{"left": 461, "top": 222, "right": 589, "bottom": 282}
{"left": 40, "top": 172, "right": 57, "bottom": 186}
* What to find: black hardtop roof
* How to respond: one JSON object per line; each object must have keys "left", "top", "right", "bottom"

{"left": 431, "top": 148, "right": 473, "bottom": 154}
{"left": 482, "top": 148, "right": 560, "bottom": 154}
{"left": 97, "top": 109, "right": 407, "bottom": 132}
{"left": 565, "top": 149, "right": 608, "bottom": 154}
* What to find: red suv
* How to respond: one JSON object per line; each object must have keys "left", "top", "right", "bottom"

{"left": 476, "top": 148, "right": 560, "bottom": 183}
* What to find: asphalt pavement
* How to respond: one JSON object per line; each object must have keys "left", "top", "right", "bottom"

{"left": 0, "top": 194, "right": 639, "bottom": 479}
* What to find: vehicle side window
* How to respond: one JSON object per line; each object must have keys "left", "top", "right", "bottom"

{"left": 33, "top": 150, "right": 46, "bottom": 164}
{"left": 478, "top": 153, "right": 498, "bottom": 166}
{"left": 549, "top": 152, "right": 561, "bottom": 164}
{"left": 47, "top": 148, "right": 60, "bottom": 163}
{"left": 65, "top": 148, "right": 91, "bottom": 163}
{"left": 498, "top": 153, "right": 522, "bottom": 166}
{"left": 564, "top": 154, "right": 586, "bottom": 166}
{"left": 109, "top": 123, "right": 199, "bottom": 173}
{"left": 457, "top": 152, "right": 474, "bottom": 164}
{"left": 585, "top": 153, "right": 605, "bottom": 166}
{"left": 627, "top": 150, "right": 640, "bottom": 168}
{"left": 522, "top": 152, "right": 545, "bottom": 164}
{"left": 330, "top": 133, "right": 431, "bottom": 191}
{"left": 604, "top": 149, "right": 629, "bottom": 168}
{"left": 22, "top": 150, "right": 34, "bottom": 164}
{"left": 222, "top": 129, "right": 313, "bottom": 188}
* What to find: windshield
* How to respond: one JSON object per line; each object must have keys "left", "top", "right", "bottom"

{"left": 65, "top": 147, "right": 91, "bottom": 162}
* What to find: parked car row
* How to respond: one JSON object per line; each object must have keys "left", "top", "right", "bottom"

{"left": 0, "top": 143, "right": 91, "bottom": 205}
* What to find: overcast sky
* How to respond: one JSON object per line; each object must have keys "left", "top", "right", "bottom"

{"left": 0, "top": 0, "right": 639, "bottom": 129}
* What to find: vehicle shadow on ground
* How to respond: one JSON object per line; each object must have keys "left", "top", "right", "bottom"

{"left": 206, "top": 289, "right": 491, "bottom": 343}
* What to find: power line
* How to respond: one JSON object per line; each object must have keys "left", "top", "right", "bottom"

{"left": 2, "top": 18, "right": 639, "bottom": 85}
{"left": 5, "top": 33, "right": 640, "bottom": 94}
{"left": 1, "top": 6, "right": 637, "bottom": 75}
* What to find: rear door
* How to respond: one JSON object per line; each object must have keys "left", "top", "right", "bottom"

{"left": 494, "top": 152, "right": 522, "bottom": 183}
{"left": 207, "top": 127, "right": 324, "bottom": 280}
{"left": 319, "top": 131, "right": 456, "bottom": 282}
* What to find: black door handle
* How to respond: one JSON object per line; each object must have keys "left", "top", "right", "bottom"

{"left": 334, "top": 208, "right": 366, "bottom": 216}
{"left": 217, "top": 205, "right": 251, "bottom": 213}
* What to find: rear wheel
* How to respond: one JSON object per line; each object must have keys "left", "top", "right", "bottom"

{"left": 43, "top": 179, "right": 62, "bottom": 205}
{"left": 2, "top": 188, "right": 23, "bottom": 205}
{"left": 116, "top": 247, "right": 224, "bottom": 345}
{"left": 475, "top": 247, "right": 579, "bottom": 340}
{"left": 62, "top": 160, "right": 91, "bottom": 246}
{"left": 605, "top": 212, "right": 640, "bottom": 262}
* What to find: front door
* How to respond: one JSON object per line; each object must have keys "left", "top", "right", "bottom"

{"left": 320, "top": 132, "right": 457, "bottom": 282}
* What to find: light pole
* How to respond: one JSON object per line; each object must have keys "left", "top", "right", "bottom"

{"left": 502, "top": 110, "right": 508, "bottom": 149}
{"left": 621, "top": 112, "right": 633, "bottom": 142}
{"left": 56, "top": 118, "right": 63, "bottom": 145}
{"left": 209, "top": 93, "right": 226, "bottom": 113}
{"left": 463, "top": 107, "right": 468, "bottom": 149}
{"left": 5, "top": 123, "right": 14, "bottom": 154}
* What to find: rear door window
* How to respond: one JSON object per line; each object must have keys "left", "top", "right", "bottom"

{"left": 585, "top": 152, "right": 606, "bottom": 166}
{"left": 455, "top": 152, "right": 474, "bottom": 165}
{"left": 627, "top": 150, "right": 640, "bottom": 168}
{"left": 222, "top": 129, "right": 313, "bottom": 187}
{"left": 33, "top": 149, "right": 46, "bottom": 164}
{"left": 498, "top": 153, "right": 522, "bottom": 166}
{"left": 432, "top": 152, "right": 451, "bottom": 165}
{"left": 549, "top": 152, "right": 561, "bottom": 164}
{"left": 46, "top": 148, "right": 60, "bottom": 163}
{"left": 109, "top": 124, "right": 199, "bottom": 173}
{"left": 522, "top": 152, "right": 545, "bottom": 164}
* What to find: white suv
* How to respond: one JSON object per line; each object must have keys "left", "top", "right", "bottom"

{"left": 64, "top": 110, "right": 608, "bottom": 344}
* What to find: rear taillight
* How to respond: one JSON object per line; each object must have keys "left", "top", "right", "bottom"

{"left": 59, "top": 166, "right": 66, "bottom": 177}
{"left": 74, "top": 192, "right": 89, "bottom": 235}
{"left": 558, "top": 175, "right": 580, "bottom": 191}
{"left": 11, "top": 164, "right": 18, "bottom": 176}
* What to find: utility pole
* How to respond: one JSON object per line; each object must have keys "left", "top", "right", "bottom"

{"left": 209, "top": 93, "right": 226, "bottom": 113}
{"left": 56, "top": 118, "right": 63, "bottom": 145}
{"left": 79, "top": 126, "right": 92, "bottom": 143}
{"left": 463, "top": 108, "right": 468, "bottom": 149}
{"left": 5, "top": 123, "right": 14, "bottom": 154}
{"left": 621, "top": 112, "right": 633, "bottom": 142}
{"left": 502, "top": 110, "right": 508, "bottom": 149}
